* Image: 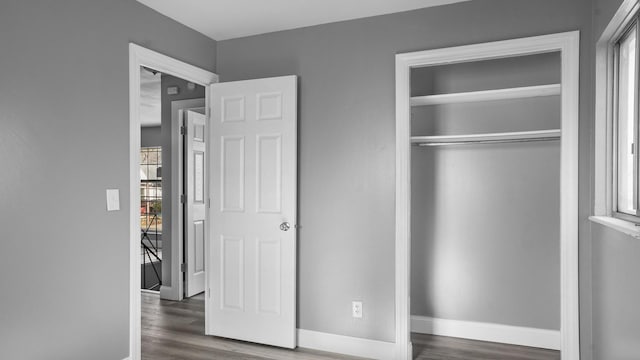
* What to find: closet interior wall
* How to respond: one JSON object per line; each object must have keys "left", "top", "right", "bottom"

{"left": 410, "top": 52, "right": 562, "bottom": 331}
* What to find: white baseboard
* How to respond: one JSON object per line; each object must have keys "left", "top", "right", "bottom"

{"left": 411, "top": 316, "right": 560, "bottom": 350}
{"left": 159, "top": 285, "right": 180, "bottom": 301}
{"left": 297, "top": 329, "right": 395, "bottom": 360}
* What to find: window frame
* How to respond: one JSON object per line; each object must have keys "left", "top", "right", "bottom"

{"left": 612, "top": 17, "right": 640, "bottom": 223}
{"left": 592, "top": 0, "right": 640, "bottom": 238}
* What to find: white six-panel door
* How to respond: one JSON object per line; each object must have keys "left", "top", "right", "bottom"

{"left": 185, "top": 110, "right": 207, "bottom": 297}
{"left": 208, "top": 76, "right": 297, "bottom": 348}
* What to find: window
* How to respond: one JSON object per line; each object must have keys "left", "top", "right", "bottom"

{"left": 140, "top": 146, "right": 162, "bottom": 290}
{"left": 592, "top": 0, "right": 640, "bottom": 235}
{"left": 615, "top": 18, "right": 640, "bottom": 219}
{"left": 140, "top": 146, "right": 162, "bottom": 233}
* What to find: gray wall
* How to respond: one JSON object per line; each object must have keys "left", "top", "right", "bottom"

{"left": 589, "top": 0, "right": 640, "bottom": 359}
{"left": 217, "top": 0, "right": 592, "bottom": 344}
{"left": 141, "top": 126, "right": 162, "bottom": 147}
{"left": 412, "top": 144, "right": 560, "bottom": 329}
{"left": 158, "top": 74, "right": 205, "bottom": 288}
{"left": 590, "top": 223, "right": 640, "bottom": 359}
{"left": 0, "top": 1, "right": 216, "bottom": 359}
{"left": 593, "top": 0, "right": 625, "bottom": 39}
{"left": 410, "top": 54, "right": 561, "bottom": 330}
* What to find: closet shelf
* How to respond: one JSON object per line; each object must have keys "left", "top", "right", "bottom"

{"left": 411, "top": 129, "right": 561, "bottom": 146}
{"left": 410, "top": 84, "right": 561, "bottom": 106}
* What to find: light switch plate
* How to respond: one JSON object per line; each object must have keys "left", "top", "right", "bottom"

{"left": 106, "top": 189, "right": 120, "bottom": 211}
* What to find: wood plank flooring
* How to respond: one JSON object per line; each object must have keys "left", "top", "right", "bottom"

{"left": 412, "top": 333, "right": 560, "bottom": 360}
{"left": 142, "top": 292, "right": 364, "bottom": 360}
{"left": 142, "top": 292, "right": 561, "bottom": 360}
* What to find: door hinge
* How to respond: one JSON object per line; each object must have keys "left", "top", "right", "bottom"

{"left": 180, "top": 263, "right": 186, "bottom": 272}
{"left": 180, "top": 194, "right": 185, "bottom": 204}
{"left": 180, "top": 126, "right": 186, "bottom": 135}
{"left": 208, "top": 197, "right": 211, "bottom": 208}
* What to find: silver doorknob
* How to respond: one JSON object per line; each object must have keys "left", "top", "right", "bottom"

{"left": 280, "top": 222, "right": 291, "bottom": 231}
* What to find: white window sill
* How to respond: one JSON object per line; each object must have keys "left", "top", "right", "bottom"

{"left": 589, "top": 216, "right": 640, "bottom": 239}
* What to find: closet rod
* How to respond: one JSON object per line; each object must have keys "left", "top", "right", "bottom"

{"left": 411, "top": 129, "right": 561, "bottom": 146}
{"left": 415, "top": 136, "right": 560, "bottom": 147}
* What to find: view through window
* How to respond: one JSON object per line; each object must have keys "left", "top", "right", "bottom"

{"left": 141, "top": 146, "right": 162, "bottom": 291}
{"left": 616, "top": 20, "right": 639, "bottom": 218}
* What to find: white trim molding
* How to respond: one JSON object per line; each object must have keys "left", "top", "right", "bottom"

{"left": 297, "top": 329, "right": 395, "bottom": 360}
{"left": 395, "top": 45, "right": 412, "bottom": 360}
{"left": 396, "top": 31, "right": 580, "bottom": 360}
{"left": 129, "top": 43, "right": 217, "bottom": 360}
{"left": 593, "top": 0, "right": 640, "bottom": 228}
{"left": 589, "top": 216, "right": 640, "bottom": 239}
{"left": 411, "top": 316, "right": 561, "bottom": 351}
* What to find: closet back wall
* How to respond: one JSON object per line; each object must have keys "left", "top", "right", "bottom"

{"left": 410, "top": 54, "right": 561, "bottom": 330}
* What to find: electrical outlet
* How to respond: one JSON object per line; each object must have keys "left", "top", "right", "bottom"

{"left": 352, "top": 301, "right": 363, "bottom": 318}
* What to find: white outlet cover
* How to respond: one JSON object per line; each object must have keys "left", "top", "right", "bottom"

{"left": 106, "top": 189, "right": 120, "bottom": 211}
{"left": 352, "top": 301, "right": 363, "bottom": 318}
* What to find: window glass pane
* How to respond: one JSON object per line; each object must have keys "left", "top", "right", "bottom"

{"left": 140, "top": 146, "right": 162, "bottom": 232}
{"left": 617, "top": 26, "right": 638, "bottom": 215}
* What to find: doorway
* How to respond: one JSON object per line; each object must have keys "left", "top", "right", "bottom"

{"left": 138, "top": 67, "right": 210, "bottom": 360}
{"left": 129, "top": 44, "right": 299, "bottom": 360}
{"left": 129, "top": 44, "right": 218, "bottom": 360}
{"left": 157, "top": 99, "right": 205, "bottom": 301}
{"left": 139, "top": 66, "right": 163, "bottom": 292}
{"left": 138, "top": 64, "right": 208, "bottom": 299}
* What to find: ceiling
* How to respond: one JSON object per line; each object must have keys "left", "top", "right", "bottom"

{"left": 136, "top": 0, "right": 470, "bottom": 41}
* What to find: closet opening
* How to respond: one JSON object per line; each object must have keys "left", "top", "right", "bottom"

{"left": 394, "top": 31, "right": 580, "bottom": 360}
{"left": 409, "top": 52, "right": 561, "bottom": 359}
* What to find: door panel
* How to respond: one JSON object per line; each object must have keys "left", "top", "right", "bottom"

{"left": 221, "top": 235, "right": 244, "bottom": 310}
{"left": 256, "top": 135, "right": 282, "bottom": 213}
{"left": 257, "top": 237, "right": 281, "bottom": 315}
{"left": 221, "top": 136, "right": 245, "bottom": 212}
{"left": 185, "top": 110, "right": 206, "bottom": 297}
{"left": 209, "top": 75, "right": 297, "bottom": 348}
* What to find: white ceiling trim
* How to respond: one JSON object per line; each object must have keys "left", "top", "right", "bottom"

{"left": 137, "top": 0, "right": 471, "bottom": 41}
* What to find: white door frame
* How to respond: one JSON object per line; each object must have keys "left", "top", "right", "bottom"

{"left": 394, "top": 31, "right": 581, "bottom": 360}
{"left": 160, "top": 99, "right": 205, "bottom": 302}
{"left": 129, "top": 43, "right": 218, "bottom": 360}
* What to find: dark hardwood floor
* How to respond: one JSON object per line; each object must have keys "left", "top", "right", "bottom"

{"left": 412, "top": 333, "right": 560, "bottom": 360}
{"left": 141, "top": 292, "right": 365, "bottom": 360}
{"left": 142, "top": 292, "right": 561, "bottom": 360}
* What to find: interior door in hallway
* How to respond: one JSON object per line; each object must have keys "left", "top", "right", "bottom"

{"left": 185, "top": 110, "right": 206, "bottom": 297}
{"left": 208, "top": 75, "right": 297, "bottom": 348}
